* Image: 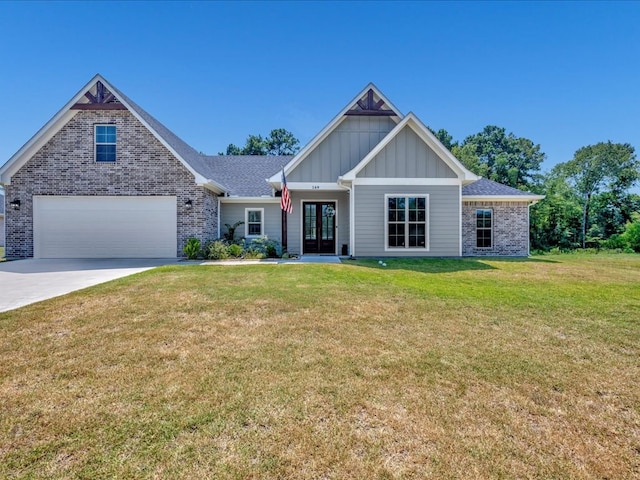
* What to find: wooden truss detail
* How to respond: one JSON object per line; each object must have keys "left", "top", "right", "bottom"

{"left": 345, "top": 89, "right": 396, "bottom": 116}
{"left": 71, "top": 81, "right": 127, "bottom": 110}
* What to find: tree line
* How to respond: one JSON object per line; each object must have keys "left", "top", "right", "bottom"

{"left": 223, "top": 125, "right": 640, "bottom": 252}
{"left": 429, "top": 126, "right": 640, "bottom": 252}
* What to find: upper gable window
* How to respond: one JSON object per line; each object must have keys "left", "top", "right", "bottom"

{"left": 95, "top": 125, "right": 116, "bottom": 162}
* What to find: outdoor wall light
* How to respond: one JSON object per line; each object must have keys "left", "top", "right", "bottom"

{"left": 185, "top": 199, "right": 193, "bottom": 209}
{"left": 10, "top": 199, "right": 20, "bottom": 210}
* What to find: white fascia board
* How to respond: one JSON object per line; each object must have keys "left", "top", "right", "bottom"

{"left": 462, "top": 195, "right": 546, "bottom": 202}
{"left": 198, "top": 179, "right": 226, "bottom": 195}
{"left": 286, "top": 182, "right": 349, "bottom": 191}
{"left": 267, "top": 82, "right": 404, "bottom": 184}
{"left": 219, "top": 197, "right": 281, "bottom": 204}
{"left": 352, "top": 178, "right": 461, "bottom": 186}
{"left": 341, "top": 113, "right": 478, "bottom": 182}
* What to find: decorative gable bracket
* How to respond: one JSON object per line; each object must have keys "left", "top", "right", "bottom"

{"left": 71, "top": 81, "right": 127, "bottom": 110}
{"left": 345, "top": 88, "right": 396, "bottom": 116}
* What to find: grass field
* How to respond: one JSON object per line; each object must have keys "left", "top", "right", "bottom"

{"left": 1, "top": 254, "right": 639, "bottom": 478}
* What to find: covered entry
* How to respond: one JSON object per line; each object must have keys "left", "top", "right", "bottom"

{"left": 303, "top": 201, "right": 336, "bottom": 254}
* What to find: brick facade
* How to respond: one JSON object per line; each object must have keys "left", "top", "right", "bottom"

{"left": 462, "top": 201, "right": 530, "bottom": 256}
{"left": 4, "top": 110, "right": 218, "bottom": 258}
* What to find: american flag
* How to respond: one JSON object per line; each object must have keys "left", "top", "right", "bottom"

{"left": 280, "top": 168, "right": 293, "bottom": 214}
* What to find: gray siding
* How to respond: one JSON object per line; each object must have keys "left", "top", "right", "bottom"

{"left": 359, "top": 126, "right": 456, "bottom": 179}
{"left": 219, "top": 202, "right": 282, "bottom": 242}
{"left": 286, "top": 190, "right": 350, "bottom": 255}
{"left": 354, "top": 185, "right": 460, "bottom": 257}
{"left": 288, "top": 116, "right": 396, "bottom": 182}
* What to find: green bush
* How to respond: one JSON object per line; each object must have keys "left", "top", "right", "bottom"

{"left": 620, "top": 214, "right": 640, "bottom": 252}
{"left": 228, "top": 243, "right": 244, "bottom": 258}
{"left": 183, "top": 237, "right": 201, "bottom": 260}
{"left": 207, "top": 240, "right": 230, "bottom": 260}
{"left": 245, "top": 236, "right": 281, "bottom": 258}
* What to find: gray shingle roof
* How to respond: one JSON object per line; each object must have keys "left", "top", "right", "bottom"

{"left": 106, "top": 83, "right": 205, "bottom": 172}
{"left": 462, "top": 178, "right": 539, "bottom": 197}
{"left": 108, "top": 82, "right": 290, "bottom": 196}
{"left": 195, "top": 155, "right": 292, "bottom": 196}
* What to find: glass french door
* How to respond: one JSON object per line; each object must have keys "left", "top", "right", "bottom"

{"left": 303, "top": 202, "right": 336, "bottom": 254}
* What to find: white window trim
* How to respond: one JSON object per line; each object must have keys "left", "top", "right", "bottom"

{"left": 94, "top": 124, "right": 116, "bottom": 163}
{"left": 245, "top": 208, "right": 264, "bottom": 237}
{"left": 384, "top": 194, "right": 430, "bottom": 252}
{"left": 476, "top": 208, "right": 493, "bottom": 249}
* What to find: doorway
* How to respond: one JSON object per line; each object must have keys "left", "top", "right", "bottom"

{"left": 303, "top": 201, "right": 336, "bottom": 254}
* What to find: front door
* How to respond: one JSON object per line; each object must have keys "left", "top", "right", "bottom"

{"left": 303, "top": 202, "right": 336, "bottom": 254}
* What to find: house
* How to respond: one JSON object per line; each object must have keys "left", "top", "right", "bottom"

{"left": 0, "top": 75, "right": 543, "bottom": 259}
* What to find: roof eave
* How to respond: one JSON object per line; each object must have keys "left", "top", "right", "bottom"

{"left": 462, "top": 195, "right": 545, "bottom": 202}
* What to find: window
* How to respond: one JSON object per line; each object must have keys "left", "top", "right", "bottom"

{"left": 386, "top": 195, "right": 428, "bottom": 250}
{"left": 245, "top": 208, "right": 264, "bottom": 237}
{"left": 95, "top": 125, "right": 116, "bottom": 162}
{"left": 476, "top": 209, "right": 493, "bottom": 248}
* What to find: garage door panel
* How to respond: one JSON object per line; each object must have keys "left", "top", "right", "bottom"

{"left": 34, "top": 196, "right": 177, "bottom": 258}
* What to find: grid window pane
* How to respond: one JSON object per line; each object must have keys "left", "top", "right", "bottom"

{"left": 388, "top": 223, "right": 405, "bottom": 247}
{"left": 248, "top": 223, "right": 261, "bottom": 235}
{"left": 96, "top": 144, "right": 116, "bottom": 162}
{"left": 248, "top": 210, "right": 261, "bottom": 223}
{"left": 387, "top": 196, "right": 427, "bottom": 249}
{"left": 476, "top": 209, "right": 492, "bottom": 248}
{"left": 408, "top": 223, "right": 426, "bottom": 247}
{"left": 95, "top": 125, "right": 116, "bottom": 162}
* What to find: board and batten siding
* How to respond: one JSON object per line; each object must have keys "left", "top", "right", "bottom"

{"left": 358, "top": 126, "right": 457, "bottom": 179}
{"left": 353, "top": 184, "right": 460, "bottom": 257}
{"left": 285, "top": 190, "right": 350, "bottom": 255}
{"left": 288, "top": 116, "right": 396, "bottom": 183}
{"left": 219, "top": 202, "right": 282, "bottom": 242}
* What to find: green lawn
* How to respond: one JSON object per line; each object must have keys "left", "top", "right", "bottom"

{"left": 1, "top": 254, "right": 639, "bottom": 479}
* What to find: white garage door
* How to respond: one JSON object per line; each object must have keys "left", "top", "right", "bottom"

{"left": 33, "top": 196, "right": 177, "bottom": 258}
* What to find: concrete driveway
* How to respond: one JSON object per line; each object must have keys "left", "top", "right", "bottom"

{"left": 0, "top": 258, "right": 179, "bottom": 313}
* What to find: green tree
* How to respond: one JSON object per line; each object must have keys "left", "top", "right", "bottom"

{"left": 220, "top": 129, "right": 300, "bottom": 156}
{"left": 427, "top": 127, "right": 458, "bottom": 151}
{"left": 557, "top": 141, "right": 639, "bottom": 248}
{"left": 266, "top": 128, "right": 300, "bottom": 155}
{"left": 455, "top": 125, "right": 545, "bottom": 189}
{"left": 529, "top": 170, "right": 582, "bottom": 250}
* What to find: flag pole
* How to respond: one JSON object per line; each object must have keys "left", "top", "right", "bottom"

{"left": 282, "top": 205, "right": 288, "bottom": 252}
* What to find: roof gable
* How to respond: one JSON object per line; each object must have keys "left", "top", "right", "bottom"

{"left": 0, "top": 74, "right": 225, "bottom": 193}
{"left": 341, "top": 113, "right": 479, "bottom": 182}
{"left": 267, "top": 83, "right": 403, "bottom": 186}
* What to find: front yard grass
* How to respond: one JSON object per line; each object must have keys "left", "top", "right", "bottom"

{"left": 1, "top": 254, "right": 639, "bottom": 478}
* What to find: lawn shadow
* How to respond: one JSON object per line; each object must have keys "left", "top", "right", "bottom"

{"left": 345, "top": 256, "right": 559, "bottom": 274}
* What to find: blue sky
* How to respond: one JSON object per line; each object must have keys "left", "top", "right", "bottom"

{"left": 1, "top": 1, "right": 639, "bottom": 176}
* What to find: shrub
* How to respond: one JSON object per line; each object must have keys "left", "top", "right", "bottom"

{"left": 207, "top": 240, "right": 230, "bottom": 260}
{"left": 224, "top": 221, "right": 244, "bottom": 242}
{"left": 244, "top": 236, "right": 281, "bottom": 258}
{"left": 228, "top": 243, "right": 244, "bottom": 258}
{"left": 183, "top": 237, "right": 201, "bottom": 260}
{"left": 620, "top": 214, "right": 640, "bottom": 252}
